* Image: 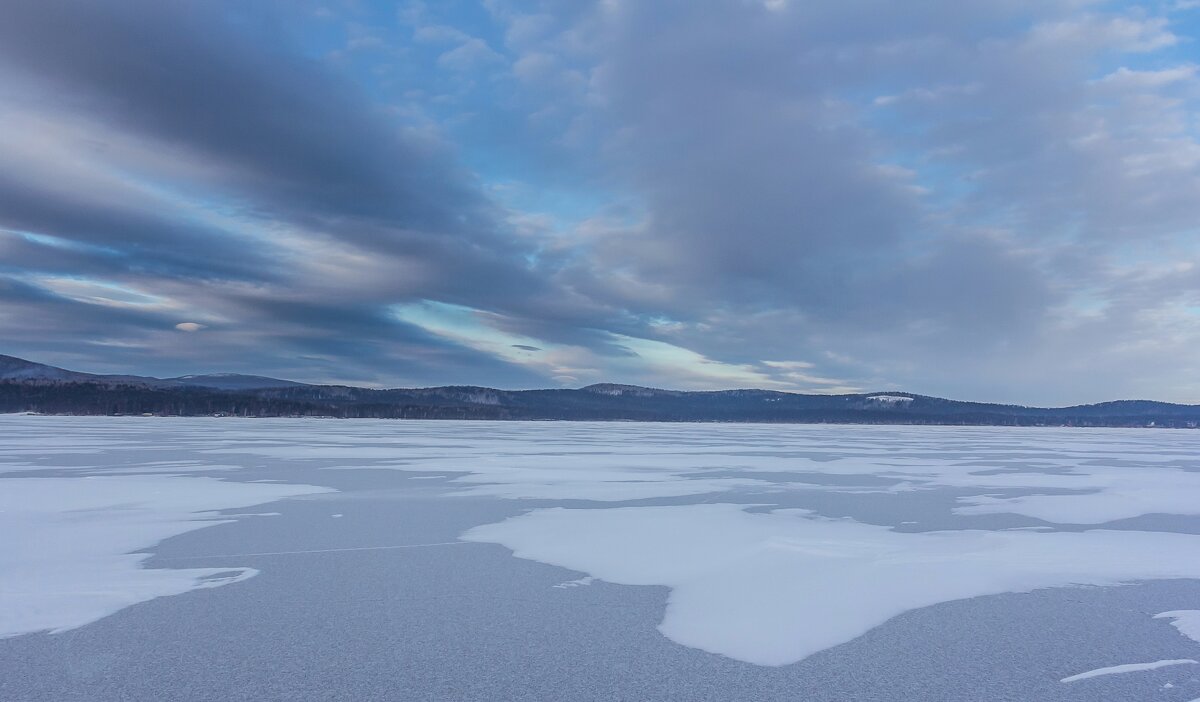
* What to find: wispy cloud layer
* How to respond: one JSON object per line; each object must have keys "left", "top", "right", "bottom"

{"left": 1, "top": 0, "right": 1199, "bottom": 403}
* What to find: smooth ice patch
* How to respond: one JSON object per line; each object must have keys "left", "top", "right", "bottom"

{"left": 1061, "top": 659, "right": 1197, "bottom": 682}
{"left": 450, "top": 475, "right": 770, "bottom": 501}
{"left": 0, "top": 475, "right": 333, "bottom": 638}
{"left": 464, "top": 503, "right": 1200, "bottom": 666}
{"left": 300, "top": 423, "right": 1200, "bottom": 519}
{"left": 324, "top": 447, "right": 778, "bottom": 501}
{"left": 43, "top": 416, "right": 1195, "bottom": 520}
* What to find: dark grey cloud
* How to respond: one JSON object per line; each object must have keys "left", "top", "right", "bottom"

{"left": 0, "top": 1, "right": 489, "bottom": 235}
{"left": 2, "top": 0, "right": 1199, "bottom": 402}
{"left": 0, "top": 172, "right": 276, "bottom": 281}
{"left": 0, "top": 0, "right": 572, "bottom": 385}
{"left": 482, "top": 0, "right": 1200, "bottom": 402}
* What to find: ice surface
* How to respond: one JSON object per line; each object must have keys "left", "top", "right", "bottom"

{"left": 6, "top": 416, "right": 1200, "bottom": 678}
{"left": 953, "top": 469, "right": 1200, "bottom": 523}
{"left": 278, "top": 422, "right": 1200, "bottom": 521}
{"left": 465, "top": 503, "right": 1200, "bottom": 666}
{"left": 324, "top": 451, "right": 780, "bottom": 500}
{"left": 1060, "top": 659, "right": 1197, "bottom": 682}
{"left": 1156, "top": 611, "right": 1200, "bottom": 644}
{"left": 0, "top": 474, "right": 332, "bottom": 638}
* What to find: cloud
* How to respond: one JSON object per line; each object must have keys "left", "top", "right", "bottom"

{"left": 174, "top": 323, "right": 206, "bottom": 332}
{"left": 0, "top": 0, "right": 561, "bottom": 386}
{"left": 480, "top": 0, "right": 1200, "bottom": 402}
{"left": 2, "top": 1, "right": 1199, "bottom": 403}
{"left": 1093, "top": 64, "right": 1197, "bottom": 89}
{"left": 437, "top": 38, "right": 505, "bottom": 71}
{"left": 414, "top": 25, "right": 472, "bottom": 44}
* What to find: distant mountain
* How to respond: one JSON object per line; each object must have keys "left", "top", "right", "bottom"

{"left": 580, "top": 383, "right": 681, "bottom": 398}
{"left": 0, "top": 354, "right": 172, "bottom": 386}
{"left": 2, "top": 353, "right": 1198, "bottom": 427}
{"left": 167, "top": 373, "right": 305, "bottom": 390}
{"left": 0, "top": 355, "right": 91, "bottom": 383}
{"left": 0, "top": 355, "right": 304, "bottom": 390}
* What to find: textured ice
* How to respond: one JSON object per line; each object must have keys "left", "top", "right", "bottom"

{"left": 465, "top": 503, "right": 1200, "bottom": 666}
{"left": 0, "top": 474, "right": 332, "bottom": 638}
{"left": 1061, "top": 659, "right": 1197, "bottom": 682}
{"left": 6, "top": 416, "right": 1200, "bottom": 682}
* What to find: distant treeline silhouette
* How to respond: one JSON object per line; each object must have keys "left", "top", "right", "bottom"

{"left": 4, "top": 379, "right": 1199, "bottom": 427}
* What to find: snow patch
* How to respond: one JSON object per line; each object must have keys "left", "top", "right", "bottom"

{"left": 0, "top": 475, "right": 333, "bottom": 638}
{"left": 1156, "top": 611, "right": 1200, "bottom": 644}
{"left": 866, "top": 395, "right": 914, "bottom": 404}
{"left": 954, "top": 469, "right": 1200, "bottom": 523}
{"left": 1061, "top": 659, "right": 1197, "bottom": 682}
{"left": 465, "top": 503, "right": 1200, "bottom": 666}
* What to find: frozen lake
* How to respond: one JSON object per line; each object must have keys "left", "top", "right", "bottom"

{"left": 3, "top": 416, "right": 1200, "bottom": 700}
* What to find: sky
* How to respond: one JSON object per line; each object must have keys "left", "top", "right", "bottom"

{"left": 1, "top": 0, "right": 1199, "bottom": 405}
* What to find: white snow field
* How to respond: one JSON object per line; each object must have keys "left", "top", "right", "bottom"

{"left": 464, "top": 503, "right": 1200, "bottom": 666}
{"left": 3, "top": 416, "right": 1200, "bottom": 700}
{"left": 0, "top": 474, "right": 333, "bottom": 638}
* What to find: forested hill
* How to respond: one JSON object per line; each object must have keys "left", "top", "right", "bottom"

{"left": 2, "top": 355, "right": 1198, "bottom": 427}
